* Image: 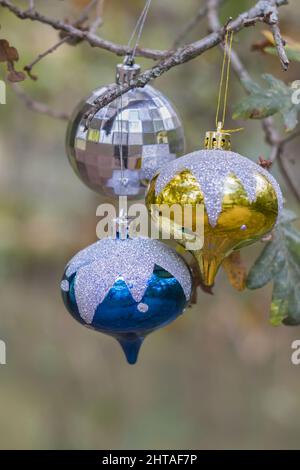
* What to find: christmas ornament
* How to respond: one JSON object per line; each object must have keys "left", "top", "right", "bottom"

{"left": 146, "top": 30, "right": 283, "bottom": 287}
{"left": 61, "top": 236, "right": 192, "bottom": 364}
{"left": 65, "top": 59, "right": 185, "bottom": 199}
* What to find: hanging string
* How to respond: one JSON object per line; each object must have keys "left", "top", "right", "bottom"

{"left": 117, "top": 0, "right": 153, "bottom": 192}
{"left": 215, "top": 28, "right": 234, "bottom": 130}
{"left": 126, "top": 0, "right": 152, "bottom": 64}
{"left": 118, "top": 87, "right": 126, "bottom": 187}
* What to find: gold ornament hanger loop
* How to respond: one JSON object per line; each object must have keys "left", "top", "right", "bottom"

{"left": 204, "top": 29, "right": 243, "bottom": 151}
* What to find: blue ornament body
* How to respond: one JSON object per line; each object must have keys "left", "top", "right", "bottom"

{"left": 61, "top": 238, "right": 192, "bottom": 364}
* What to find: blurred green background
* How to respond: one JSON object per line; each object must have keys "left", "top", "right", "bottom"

{"left": 0, "top": 0, "right": 300, "bottom": 450}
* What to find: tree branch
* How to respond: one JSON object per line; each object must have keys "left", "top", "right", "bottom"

{"left": 0, "top": 0, "right": 290, "bottom": 137}
{"left": 24, "top": 36, "right": 70, "bottom": 80}
{"left": 0, "top": 0, "right": 166, "bottom": 60}
{"left": 84, "top": 0, "right": 288, "bottom": 125}
{"left": 264, "top": 0, "right": 289, "bottom": 70}
{"left": 23, "top": 0, "right": 105, "bottom": 80}
{"left": 89, "top": 0, "right": 105, "bottom": 34}
{"left": 0, "top": 0, "right": 288, "bottom": 63}
{"left": 10, "top": 83, "right": 69, "bottom": 121}
{"left": 208, "top": 0, "right": 300, "bottom": 202}
{"left": 172, "top": 4, "right": 208, "bottom": 48}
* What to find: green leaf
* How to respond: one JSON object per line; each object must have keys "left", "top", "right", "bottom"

{"left": 233, "top": 74, "right": 299, "bottom": 131}
{"left": 246, "top": 210, "right": 300, "bottom": 326}
{"left": 255, "top": 30, "right": 300, "bottom": 63}
{"left": 264, "top": 45, "right": 300, "bottom": 63}
{"left": 282, "top": 106, "right": 298, "bottom": 131}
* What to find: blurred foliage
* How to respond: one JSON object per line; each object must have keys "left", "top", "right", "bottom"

{"left": 247, "top": 210, "right": 300, "bottom": 326}
{"left": 222, "top": 251, "right": 247, "bottom": 292}
{"left": 0, "top": 0, "right": 299, "bottom": 450}
{"left": 254, "top": 30, "right": 300, "bottom": 63}
{"left": 233, "top": 74, "right": 300, "bottom": 130}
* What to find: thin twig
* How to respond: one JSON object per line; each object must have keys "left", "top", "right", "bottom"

{"left": 24, "top": 36, "right": 70, "bottom": 80}
{"left": 173, "top": 4, "right": 208, "bottom": 48}
{"left": 89, "top": 4, "right": 104, "bottom": 33}
{"left": 10, "top": 83, "right": 69, "bottom": 121}
{"left": 0, "top": 0, "right": 166, "bottom": 60}
{"left": 26, "top": 0, "right": 35, "bottom": 12}
{"left": 264, "top": 0, "right": 289, "bottom": 70}
{"left": 23, "top": 0, "right": 105, "bottom": 80}
{"left": 0, "top": 0, "right": 290, "bottom": 139}
{"left": 76, "top": 0, "right": 99, "bottom": 25}
{"left": 84, "top": 0, "right": 288, "bottom": 124}
{"left": 89, "top": 0, "right": 105, "bottom": 34}
{"left": 0, "top": 0, "right": 288, "bottom": 61}
{"left": 208, "top": 0, "right": 299, "bottom": 202}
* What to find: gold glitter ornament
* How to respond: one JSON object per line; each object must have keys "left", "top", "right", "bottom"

{"left": 146, "top": 147, "right": 282, "bottom": 286}
{"left": 146, "top": 29, "right": 283, "bottom": 287}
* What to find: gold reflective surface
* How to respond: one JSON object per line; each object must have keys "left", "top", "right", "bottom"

{"left": 146, "top": 170, "right": 279, "bottom": 286}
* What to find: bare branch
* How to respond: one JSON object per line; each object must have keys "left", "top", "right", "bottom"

{"left": 264, "top": 0, "right": 289, "bottom": 70}
{"left": 10, "top": 83, "right": 69, "bottom": 121}
{"left": 0, "top": 0, "right": 289, "bottom": 136}
{"left": 89, "top": 0, "right": 105, "bottom": 34}
{"left": 76, "top": 0, "right": 100, "bottom": 24}
{"left": 84, "top": 0, "right": 288, "bottom": 124}
{"left": 208, "top": 0, "right": 299, "bottom": 202}
{"left": 207, "top": 0, "right": 252, "bottom": 83}
{"left": 26, "top": 0, "right": 35, "bottom": 12}
{"left": 277, "top": 147, "right": 300, "bottom": 201}
{"left": 173, "top": 4, "right": 208, "bottom": 48}
{"left": 23, "top": 0, "right": 105, "bottom": 80}
{"left": 24, "top": 36, "right": 70, "bottom": 80}
{"left": 0, "top": 0, "right": 288, "bottom": 63}
{"left": 0, "top": 0, "right": 166, "bottom": 60}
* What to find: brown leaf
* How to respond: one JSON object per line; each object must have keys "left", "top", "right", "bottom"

{"left": 7, "top": 61, "right": 26, "bottom": 82}
{"left": 7, "top": 67, "right": 26, "bottom": 82}
{"left": 0, "top": 39, "right": 19, "bottom": 62}
{"left": 251, "top": 38, "right": 272, "bottom": 53}
{"left": 258, "top": 155, "right": 273, "bottom": 170}
{"left": 0, "top": 39, "right": 26, "bottom": 82}
{"left": 222, "top": 251, "right": 247, "bottom": 291}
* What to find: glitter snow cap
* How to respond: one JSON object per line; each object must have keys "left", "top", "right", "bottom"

{"left": 61, "top": 237, "right": 192, "bottom": 364}
{"left": 154, "top": 149, "right": 283, "bottom": 227}
{"left": 64, "top": 237, "right": 192, "bottom": 323}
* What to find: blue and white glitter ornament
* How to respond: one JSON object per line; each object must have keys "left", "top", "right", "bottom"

{"left": 61, "top": 237, "right": 192, "bottom": 364}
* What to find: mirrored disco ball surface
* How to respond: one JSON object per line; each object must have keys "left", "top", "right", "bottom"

{"left": 66, "top": 85, "right": 185, "bottom": 199}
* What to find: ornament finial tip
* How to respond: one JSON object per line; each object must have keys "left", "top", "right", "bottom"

{"left": 118, "top": 335, "right": 144, "bottom": 365}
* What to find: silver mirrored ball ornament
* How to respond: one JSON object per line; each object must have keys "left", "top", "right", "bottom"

{"left": 66, "top": 61, "right": 185, "bottom": 199}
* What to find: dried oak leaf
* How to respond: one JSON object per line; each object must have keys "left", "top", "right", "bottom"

{"left": 222, "top": 251, "right": 247, "bottom": 291}
{"left": 0, "top": 39, "right": 19, "bottom": 62}
{"left": 258, "top": 156, "right": 273, "bottom": 170}
{"left": 0, "top": 39, "right": 26, "bottom": 82}
{"left": 7, "top": 61, "right": 26, "bottom": 82}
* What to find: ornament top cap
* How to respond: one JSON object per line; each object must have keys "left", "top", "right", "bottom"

{"left": 116, "top": 56, "right": 141, "bottom": 85}
{"left": 204, "top": 121, "right": 231, "bottom": 151}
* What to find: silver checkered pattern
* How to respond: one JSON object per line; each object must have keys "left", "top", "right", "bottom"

{"left": 66, "top": 85, "right": 185, "bottom": 199}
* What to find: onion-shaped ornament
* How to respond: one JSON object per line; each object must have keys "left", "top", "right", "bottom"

{"left": 146, "top": 123, "right": 283, "bottom": 287}
{"left": 66, "top": 60, "right": 185, "bottom": 199}
{"left": 60, "top": 236, "right": 192, "bottom": 364}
